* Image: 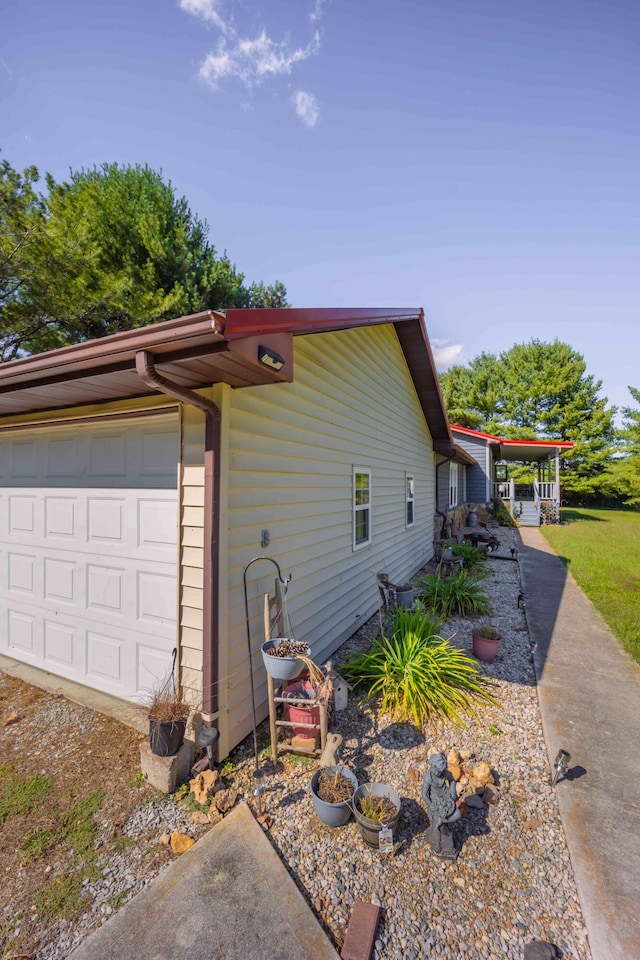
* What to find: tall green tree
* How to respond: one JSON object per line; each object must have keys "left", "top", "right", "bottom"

{"left": 0, "top": 160, "right": 288, "bottom": 360}
{"left": 603, "top": 387, "right": 640, "bottom": 506}
{"left": 439, "top": 339, "right": 617, "bottom": 500}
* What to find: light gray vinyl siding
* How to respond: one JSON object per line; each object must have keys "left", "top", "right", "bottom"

{"left": 223, "top": 324, "right": 435, "bottom": 749}
{"left": 453, "top": 434, "right": 490, "bottom": 502}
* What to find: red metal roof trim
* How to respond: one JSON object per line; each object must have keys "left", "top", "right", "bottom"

{"left": 451, "top": 425, "right": 573, "bottom": 449}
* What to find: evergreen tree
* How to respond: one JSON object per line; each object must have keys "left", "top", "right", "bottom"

{"left": 0, "top": 160, "right": 288, "bottom": 360}
{"left": 439, "top": 339, "right": 617, "bottom": 500}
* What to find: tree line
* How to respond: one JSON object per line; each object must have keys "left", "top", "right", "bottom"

{"left": 1, "top": 157, "right": 287, "bottom": 361}
{"left": 439, "top": 342, "right": 639, "bottom": 507}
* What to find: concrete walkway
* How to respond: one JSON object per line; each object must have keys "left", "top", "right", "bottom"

{"left": 518, "top": 528, "right": 640, "bottom": 960}
{"left": 69, "top": 801, "right": 339, "bottom": 960}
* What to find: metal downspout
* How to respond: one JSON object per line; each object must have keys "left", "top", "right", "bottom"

{"left": 135, "top": 350, "right": 221, "bottom": 725}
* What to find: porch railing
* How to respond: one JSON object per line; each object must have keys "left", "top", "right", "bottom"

{"left": 534, "top": 481, "right": 558, "bottom": 501}
{"left": 492, "top": 480, "right": 514, "bottom": 500}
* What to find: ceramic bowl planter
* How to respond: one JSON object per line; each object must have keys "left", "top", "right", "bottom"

{"left": 310, "top": 765, "right": 358, "bottom": 827}
{"left": 352, "top": 782, "right": 401, "bottom": 848}
{"left": 261, "top": 639, "right": 310, "bottom": 680}
{"left": 472, "top": 627, "right": 501, "bottom": 663}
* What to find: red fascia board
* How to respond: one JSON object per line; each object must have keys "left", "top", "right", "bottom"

{"left": 451, "top": 425, "right": 573, "bottom": 449}
{"left": 222, "top": 307, "right": 423, "bottom": 339}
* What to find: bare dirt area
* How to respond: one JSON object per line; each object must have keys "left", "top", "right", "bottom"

{"left": 0, "top": 675, "right": 208, "bottom": 960}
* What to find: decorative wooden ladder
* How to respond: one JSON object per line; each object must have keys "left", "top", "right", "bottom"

{"left": 264, "top": 579, "right": 328, "bottom": 762}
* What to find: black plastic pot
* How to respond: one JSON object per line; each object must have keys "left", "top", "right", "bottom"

{"left": 149, "top": 718, "right": 187, "bottom": 757}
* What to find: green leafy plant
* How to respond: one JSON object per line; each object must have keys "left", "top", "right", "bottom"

{"left": 342, "top": 609, "right": 498, "bottom": 728}
{"left": 416, "top": 570, "right": 491, "bottom": 619}
{"left": 491, "top": 498, "right": 517, "bottom": 527}
{"left": 357, "top": 794, "right": 397, "bottom": 824}
{"left": 451, "top": 541, "right": 488, "bottom": 572}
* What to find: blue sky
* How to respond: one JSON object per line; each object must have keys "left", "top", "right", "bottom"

{"left": 2, "top": 0, "right": 639, "bottom": 417}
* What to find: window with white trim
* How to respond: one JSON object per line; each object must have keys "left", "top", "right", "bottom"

{"left": 353, "top": 468, "right": 371, "bottom": 548}
{"left": 405, "top": 473, "right": 415, "bottom": 527}
{"left": 448, "top": 462, "right": 458, "bottom": 509}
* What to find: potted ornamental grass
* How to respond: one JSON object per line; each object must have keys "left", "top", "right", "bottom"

{"left": 146, "top": 656, "right": 190, "bottom": 757}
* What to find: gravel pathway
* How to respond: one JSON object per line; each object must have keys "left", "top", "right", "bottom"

{"left": 28, "top": 527, "right": 591, "bottom": 960}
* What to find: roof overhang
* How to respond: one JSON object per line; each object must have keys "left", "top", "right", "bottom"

{"left": 0, "top": 311, "right": 295, "bottom": 418}
{"left": 451, "top": 425, "right": 573, "bottom": 463}
{"left": 0, "top": 308, "right": 453, "bottom": 451}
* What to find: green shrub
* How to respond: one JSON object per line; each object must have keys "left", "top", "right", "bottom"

{"left": 416, "top": 569, "right": 490, "bottom": 619}
{"left": 342, "top": 608, "right": 498, "bottom": 728}
{"left": 491, "top": 498, "right": 517, "bottom": 527}
{"left": 451, "top": 541, "right": 488, "bottom": 572}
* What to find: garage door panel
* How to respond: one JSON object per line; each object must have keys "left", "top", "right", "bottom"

{"left": 45, "top": 496, "right": 78, "bottom": 539}
{"left": 7, "top": 551, "right": 36, "bottom": 595}
{"left": 44, "top": 557, "right": 76, "bottom": 603}
{"left": 7, "top": 607, "right": 36, "bottom": 655}
{"left": 43, "top": 618, "right": 76, "bottom": 667}
{"left": 0, "top": 416, "right": 179, "bottom": 701}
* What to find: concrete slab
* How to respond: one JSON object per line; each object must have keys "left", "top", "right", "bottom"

{"left": 69, "top": 801, "right": 340, "bottom": 960}
{"left": 519, "top": 528, "right": 640, "bottom": 960}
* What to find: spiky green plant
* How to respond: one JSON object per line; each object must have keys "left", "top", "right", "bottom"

{"left": 416, "top": 569, "right": 490, "bottom": 619}
{"left": 451, "top": 541, "right": 487, "bottom": 573}
{"left": 342, "top": 610, "right": 498, "bottom": 728}
{"left": 386, "top": 601, "right": 445, "bottom": 642}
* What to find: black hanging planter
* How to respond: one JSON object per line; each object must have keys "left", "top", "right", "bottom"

{"left": 149, "top": 717, "right": 187, "bottom": 757}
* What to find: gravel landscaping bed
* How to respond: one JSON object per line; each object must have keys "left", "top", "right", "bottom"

{"left": 1, "top": 527, "right": 592, "bottom": 960}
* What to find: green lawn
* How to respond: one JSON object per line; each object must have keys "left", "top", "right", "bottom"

{"left": 540, "top": 507, "right": 640, "bottom": 666}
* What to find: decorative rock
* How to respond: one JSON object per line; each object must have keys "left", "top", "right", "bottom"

{"left": 523, "top": 941, "right": 557, "bottom": 960}
{"left": 407, "top": 767, "right": 421, "bottom": 781}
{"left": 189, "top": 769, "right": 222, "bottom": 804}
{"left": 4, "top": 710, "right": 20, "bottom": 726}
{"left": 447, "top": 763, "right": 462, "bottom": 782}
{"left": 214, "top": 787, "right": 238, "bottom": 814}
{"left": 447, "top": 748, "right": 461, "bottom": 767}
{"left": 169, "top": 832, "right": 195, "bottom": 854}
{"left": 471, "top": 762, "right": 492, "bottom": 785}
{"left": 159, "top": 831, "right": 171, "bottom": 845}
{"left": 190, "top": 811, "right": 210, "bottom": 824}
{"left": 465, "top": 794, "right": 486, "bottom": 809}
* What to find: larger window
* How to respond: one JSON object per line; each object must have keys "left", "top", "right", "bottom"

{"left": 353, "top": 468, "right": 371, "bottom": 548}
{"left": 448, "top": 462, "right": 458, "bottom": 509}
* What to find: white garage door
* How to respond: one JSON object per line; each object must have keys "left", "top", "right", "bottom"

{"left": 0, "top": 414, "right": 179, "bottom": 702}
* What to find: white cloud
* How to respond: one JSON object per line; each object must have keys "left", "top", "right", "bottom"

{"left": 199, "top": 29, "right": 320, "bottom": 91}
{"left": 293, "top": 90, "right": 319, "bottom": 127}
{"left": 431, "top": 339, "right": 463, "bottom": 370}
{"left": 178, "top": 0, "right": 228, "bottom": 33}
{"left": 181, "top": 0, "right": 322, "bottom": 116}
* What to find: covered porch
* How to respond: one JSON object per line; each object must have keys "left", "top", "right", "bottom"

{"left": 491, "top": 438, "right": 573, "bottom": 525}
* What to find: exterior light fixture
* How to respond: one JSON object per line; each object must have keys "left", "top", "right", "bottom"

{"left": 258, "top": 345, "right": 285, "bottom": 371}
{"left": 551, "top": 748, "right": 571, "bottom": 787}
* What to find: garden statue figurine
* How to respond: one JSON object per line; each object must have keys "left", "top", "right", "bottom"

{"left": 422, "top": 752, "right": 462, "bottom": 860}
